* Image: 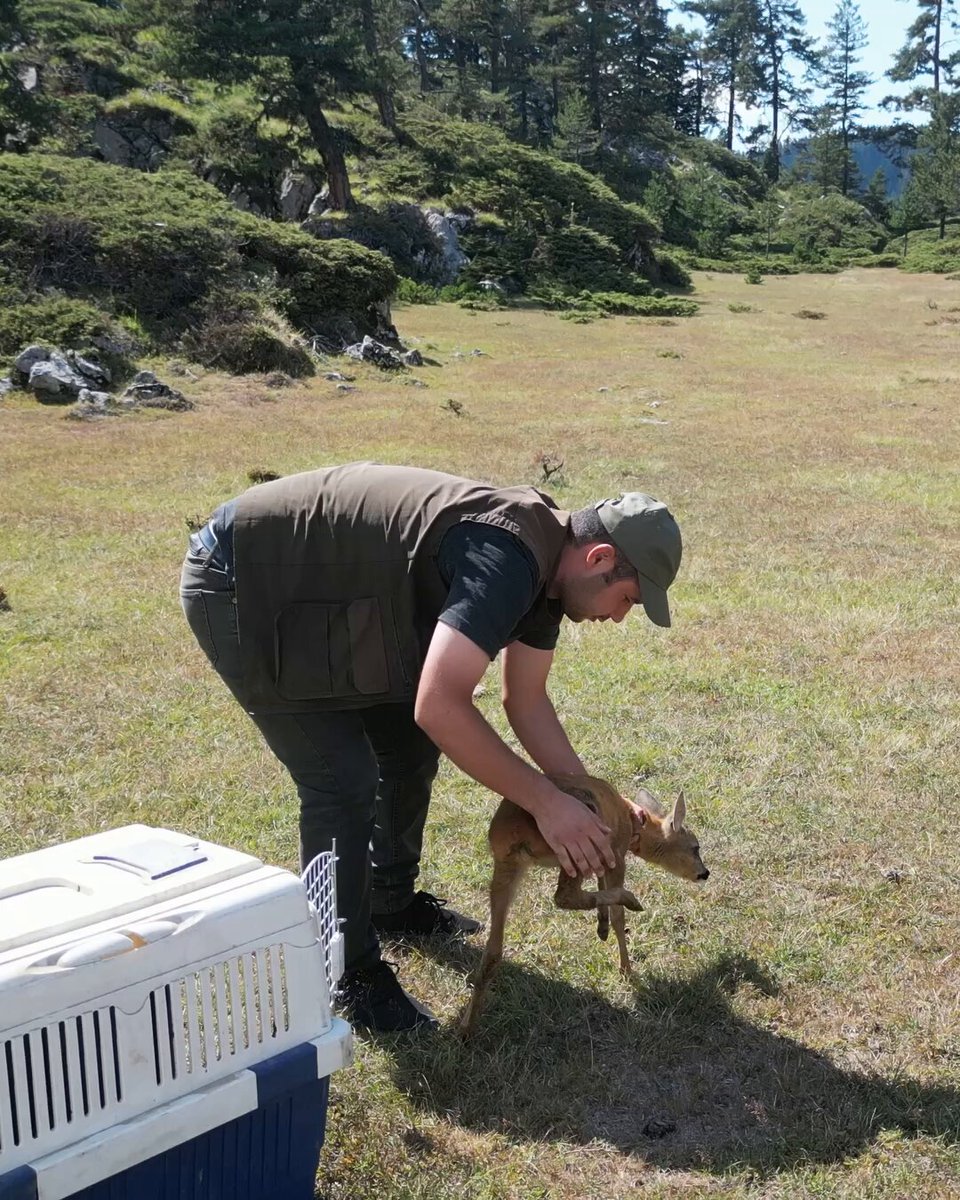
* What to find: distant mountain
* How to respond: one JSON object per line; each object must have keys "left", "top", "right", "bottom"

{"left": 781, "top": 140, "right": 915, "bottom": 197}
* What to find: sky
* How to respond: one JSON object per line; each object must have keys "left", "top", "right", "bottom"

{"left": 667, "top": 0, "right": 956, "bottom": 125}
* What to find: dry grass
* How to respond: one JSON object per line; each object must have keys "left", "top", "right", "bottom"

{"left": 2, "top": 269, "right": 959, "bottom": 1198}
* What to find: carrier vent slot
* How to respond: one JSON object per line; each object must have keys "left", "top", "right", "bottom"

{"left": 0, "top": 1009, "right": 121, "bottom": 1152}
{"left": 150, "top": 945, "right": 290, "bottom": 1084}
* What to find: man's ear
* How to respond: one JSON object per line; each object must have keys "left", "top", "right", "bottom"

{"left": 584, "top": 542, "right": 618, "bottom": 569}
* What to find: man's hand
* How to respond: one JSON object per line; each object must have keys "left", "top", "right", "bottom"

{"left": 535, "top": 786, "right": 616, "bottom": 878}
{"left": 627, "top": 800, "right": 648, "bottom": 839}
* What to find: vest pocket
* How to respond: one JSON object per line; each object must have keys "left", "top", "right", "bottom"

{"left": 274, "top": 598, "right": 391, "bottom": 700}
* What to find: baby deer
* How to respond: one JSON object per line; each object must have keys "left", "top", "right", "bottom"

{"left": 459, "top": 773, "right": 709, "bottom": 1036}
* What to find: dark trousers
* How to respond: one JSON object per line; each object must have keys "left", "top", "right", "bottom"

{"left": 179, "top": 542, "right": 440, "bottom": 971}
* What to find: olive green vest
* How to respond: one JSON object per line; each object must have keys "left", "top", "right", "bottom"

{"left": 232, "top": 463, "right": 569, "bottom": 713}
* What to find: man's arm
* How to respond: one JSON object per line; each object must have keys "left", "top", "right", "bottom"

{"left": 501, "top": 640, "right": 584, "bottom": 776}
{"left": 414, "top": 622, "right": 616, "bottom": 878}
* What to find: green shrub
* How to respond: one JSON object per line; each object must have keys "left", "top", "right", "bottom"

{"left": 529, "top": 285, "right": 697, "bottom": 318}
{"left": 847, "top": 252, "right": 900, "bottom": 268}
{"left": 780, "top": 188, "right": 886, "bottom": 264}
{"left": 0, "top": 296, "right": 114, "bottom": 357}
{"left": 654, "top": 250, "right": 693, "bottom": 290}
{"left": 394, "top": 278, "right": 440, "bottom": 304}
{"left": 887, "top": 228, "right": 960, "bottom": 274}
{"left": 744, "top": 268, "right": 764, "bottom": 284}
{"left": 182, "top": 319, "right": 315, "bottom": 376}
{"left": 587, "top": 291, "right": 698, "bottom": 317}
{"left": 0, "top": 154, "right": 395, "bottom": 357}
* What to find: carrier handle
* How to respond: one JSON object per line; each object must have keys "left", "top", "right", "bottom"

{"left": 44, "top": 920, "right": 181, "bottom": 967}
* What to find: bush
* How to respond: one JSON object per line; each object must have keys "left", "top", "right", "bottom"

{"left": 0, "top": 153, "right": 396, "bottom": 359}
{"left": 654, "top": 250, "right": 693, "bottom": 290}
{"left": 393, "top": 278, "right": 440, "bottom": 304}
{"left": 180, "top": 297, "right": 315, "bottom": 376}
{"left": 886, "top": 228, "right": 960, "bottom": 274}
{"left": 0, "top": 296, "right": 114, "bottom": 357}
{"left": 529, "top": 285, "right": 697, "bottom": 318}
{"left": 780, "top": 188, "right": 886, "bottom": 264}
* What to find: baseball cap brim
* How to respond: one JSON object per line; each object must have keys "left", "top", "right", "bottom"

{"left": 639, "top": 577, "right": 671, "bottom": 628}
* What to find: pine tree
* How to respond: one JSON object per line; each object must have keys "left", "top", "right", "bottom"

{"left": 134, "top": 0, "right": 365, "bottom": 210}
{"left": 887, "top": 0, "right": 959, "bottom": 105}
{"left": 754, "top": 0, "right": 818, "bottom": 180}
{"left": 553, "top": 86, "right": 599, "bottom": 163}
{"left": 681, "top": 0, "right": 763, "bottom": 151}
{"left": 909, "top": 90, "right": 960, "bottom": 236}
{"left": 820, "top": 0, "right": 872, "bottom": 196}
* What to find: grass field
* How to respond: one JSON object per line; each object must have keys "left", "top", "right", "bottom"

{"left": 2, "top": 268, "right": 959, "bottom": 1198}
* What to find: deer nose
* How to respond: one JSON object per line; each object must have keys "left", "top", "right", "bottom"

{"left": 698, "top": 869, "right": 710, "bottom": 881}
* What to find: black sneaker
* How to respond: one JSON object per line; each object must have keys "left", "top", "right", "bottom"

{"left": 335, "top": 960, "right": 438, "bottom": 1033}
{"left": 372, "top": 890, "right": 483, "bottom": 939}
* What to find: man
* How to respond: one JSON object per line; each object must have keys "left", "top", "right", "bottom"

{"left": 180, "top": 462, "right": 681, "bottom": 1032}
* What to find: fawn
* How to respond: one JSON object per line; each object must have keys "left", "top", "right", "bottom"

{"left": 459, "top": 773, "right": 709, "bottom": 1035}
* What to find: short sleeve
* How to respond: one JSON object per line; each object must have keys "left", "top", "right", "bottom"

{"left": 436, "top": 522, "right": 546, "bottom": 659}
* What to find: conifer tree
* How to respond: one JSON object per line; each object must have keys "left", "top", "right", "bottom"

{"left": 887, "top": 0, "right": 959, "bottom": 104}
{"left": 681, "top": 0, "right": 763, "bottom": 151}
{"left": 753, "top": 0, "right": 818, "bottom": 180}
{"left": 135, "top": 0, "right": 364, "bottom": 210}
{"left": 819, "top": 0, "right": 872, "bottom": 195}
{"left": 909, "top": 90, "right": 960, "bottom": 236}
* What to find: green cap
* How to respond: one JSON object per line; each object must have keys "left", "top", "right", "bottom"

{"left": 595, "top": 493, "right": 682, "bottom": 627}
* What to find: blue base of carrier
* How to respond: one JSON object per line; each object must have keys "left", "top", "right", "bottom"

{"left": 0, "top": 1033, "right": 350, "bottom": 1200}
{"left": 67, "top": 1075, "right": 330, "bottom": 1200}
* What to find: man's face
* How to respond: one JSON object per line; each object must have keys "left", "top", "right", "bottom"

{"left": 558, "top": 567, "right": 642, "bottom": 624}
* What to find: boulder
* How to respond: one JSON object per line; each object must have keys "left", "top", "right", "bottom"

{"left": 421, "top": 209, "right": 469, "bottom": 283}
{"left": 0, "top": 378, "right": 12, "bottom": 397}
{"left": 401, "top": 349, "right": 424, "bottom": 367}
{"left": 280, "top": 170, "right": 318, "bottom": 223}
{"left": 120, "top": 374, "right": 194, "bottom": 411}
{"left": 13, "top": 344, "right": 51, "bottom": 383}
{"left": 28, "top": 353, "right": 88, "bottom": 401}
{"left": 344, "top": 335, "right": 405, "bottom": 370}
{"left": 66, "top": 350, "right": 111, "bottom": 386}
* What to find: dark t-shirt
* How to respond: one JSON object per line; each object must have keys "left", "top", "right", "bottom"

{"left": 436, "top": 521, "right": 561, "bottom": 659}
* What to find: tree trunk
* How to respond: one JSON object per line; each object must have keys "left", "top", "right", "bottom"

{"left": 726, "top": 69, "right": 736, "bottom": 151}
{"left": 291, "top": 66, "right": 353, "bottom": 210}
{"left": 933, "top": 0, "right": 942, "bottom": 93}
{"left": 769, "top": 44, "right": 781, "bottom": 181}
{"left": 358, "top": 0, "right": 398, "bottom": 135}
{"left": 940, "top": 211, "right": 947, "bottom": 239}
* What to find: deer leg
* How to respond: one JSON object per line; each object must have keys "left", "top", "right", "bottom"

{"left": 458, "top": 856, "right": 528, "bottom": 1037}
{"left": 553, "top": 870, "right": 643, "bottom": 913}
{"left": 608, "top": 904, "right": 633, "bottom": 976}
{"left": 597, "top": 904, "right": 610, "bottom": 941}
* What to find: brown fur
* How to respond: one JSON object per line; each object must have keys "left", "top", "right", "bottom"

{"left": 458, "top": 773, "right": 709, "bottom": 1036}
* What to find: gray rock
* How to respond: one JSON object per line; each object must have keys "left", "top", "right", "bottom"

{"left": 68, "top": 388, "right": 115, "bottom": 419}
{"left": 14, "top": 345, "right": 51, "bottom": 379}
{"left": 77, "top": 388, "right": 112, "bottom": 406}
{"left": 477, "top": 278, "right": 505, "bottom": 293}
{"left": 422, "top": 209, "right": 469, "bottom": 284}
{"left": 0, "top": 377, "right": 13, "bottom": 397}
{"left": 280, "top": 170, "right": 318, "bottom": 223}
{"left": 66, "top": 351, "right": 111, "bottom": 386}
{"left": 121, "top": 376, "right": 194, "bottom": 411}
{"left": 401, "top": 349, "right": 424, "bottom": 367}
{"left": 28, "top": 356, "right": 87, "bottom": 400}
{"left": 344, "top": 336, "right": 405, "bottom": 371}
{"left": 93, "top": 112, "right": 180, "bottom": 172}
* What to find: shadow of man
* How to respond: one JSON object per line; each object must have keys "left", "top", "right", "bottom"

{"left": 384, "top": 945, "right": 960, "bottom": 1174}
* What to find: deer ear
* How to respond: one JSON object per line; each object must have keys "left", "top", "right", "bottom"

{"left": 669, "top": 790, "right": 687, "bottom": 833}
{"left": 636, "top": 787, "right": 665, "bottom": 818}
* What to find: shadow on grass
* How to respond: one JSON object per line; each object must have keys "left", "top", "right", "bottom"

{"left": 385, "top": 943, "right": 960, "bottom": 1173}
